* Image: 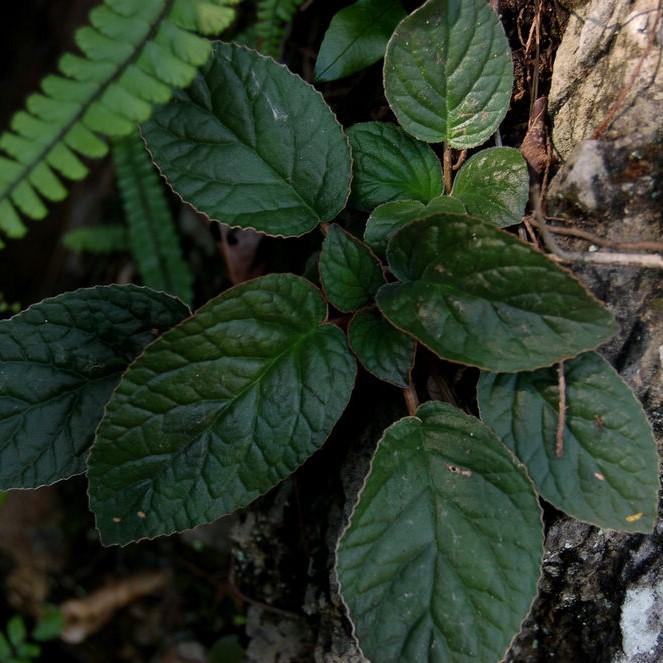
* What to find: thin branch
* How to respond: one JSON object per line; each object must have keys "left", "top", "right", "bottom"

{"left": 403, "top": 381, "right": 420, "bottom": 416}
{"left": 555, "top": 361, "right": 567, "bottom": 458}
{"left": 443, "top": 144, "right": 453, "bottom": 194}
{"left": 544, "top": 224, "right": 663, "bottom": 252}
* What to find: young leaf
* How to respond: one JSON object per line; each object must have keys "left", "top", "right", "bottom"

{"left": 319, "top": 225, "right": 385, "bottom": 312}
{"left": 143, "top": 43, "right": 352, "bottom": 237}
{"left": 337, "top": 401, "right": 543, "bottom": 663}
{"left": 7, "top": 616, "right": 27, "bottom": 648}
{"left": 0, "top": 0, "right": 239, "bottom": 243}
{"left": 384, "top": 0, "right": 514, "bottom": 147}
{"left": 452, "top": 147, "right": 529, "bottom": 227}
{"left": 348, "top": 308, "right": 415, "bottom": 387}
{"left": 477, "top": 352, "right": 659, "bottom": 533}
{"left": 113, "top": 132, "right": 194, "bottom": 303}
{"left": 0, "top": 286, "right": 189, "bottom": 489}
{"left": 88, "top": 274, "right": 357, "bottom": 545}
{"left": 315, "top": 0, "right": 406, "bottom": 83}
{"left": 348, "top": 122, "right": 442, "bottom": 211}
{"left": 377, "top": 213, "right": 617, "bottom": 372}
{"left": 364, "top": 196, "right": 465, "bottom": 256}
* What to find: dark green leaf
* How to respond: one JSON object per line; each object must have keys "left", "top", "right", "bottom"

{"left": 477, "top": 352, "right": 659, "bottom": 532}
{"left": 377, "top": 213, "right": 617, "bottom": 372}
{"left": 348, "top": 308, "right": 415, "bottom": 387}
{"left": 348, "top": 122, "right": 442, "bottom": 211}
{"left": 143, "top": 43, "right": 352, "bottom": 237}
{"left": 315, "top": 0, "right": 406, "bottom": 83}
{"left": 32, "top": 608, "right": 64, "bottom": 642}
{"left": 337, "top": 401, "right": 543, "bottom": 663}
{"left": 452, "top": 147, "right": 529, "bottom": 227}
{"left": 384, "top": 0, "right": 514, "bottom": 147}
{"left": 0, "top": 286, "right": 189, "bottom": 489}
{"left": 209, "top": 635, "right": 244, "bottom": 663}
{"left": 319, "top": 225, "right": 385, "bottom": 312}
{"left": 89, "top": 274, "right": 357, "bottom": 545}
{"left": 364, "top": 196, "right": 465, "bottom": 256}
{"left": 0, "top": 632, "right": 10, "bottom": 659}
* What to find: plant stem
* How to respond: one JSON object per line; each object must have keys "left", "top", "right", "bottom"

{"left": 403, "top": 382, "right": 419, "bottom": 416}
{"left": 555, "top": 361, "right": 567, "bottom": 458}
{"left": 443, "top": 144, "right": 453, "bottom": 194}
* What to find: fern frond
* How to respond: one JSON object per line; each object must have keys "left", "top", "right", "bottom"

{"left": 0, "top": 0, "right": 240, "bottom": 246}
{"left": 113, "top": 132, "right": 194, "bottom": 304}
{"left": 63, "top": 225, "right": 129, "bottom": 254}
{"left": 256, "top": 0, "right": 305, "bottom": 58}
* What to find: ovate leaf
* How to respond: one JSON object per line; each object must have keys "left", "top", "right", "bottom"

{"left": 348, "top": 308, "right": 415, "bottom": 387}
{"left": 143, "top": 42, "right": 352, "bottom": 237}
{"left": 384, "top": 0, "right": 514, "bottom": 147}
{"left": 364, "top": 196, "right": 464, "bottom": 256}
{"left": 348, "top": 122, "right": 442, "bottom": 211}
{"left": 337, "top": 401, "right": 543, "bottom": 663}
{"left": 315, "top": 0, "right": 406, "bottom": 83}
{"left": 319, "top": 225, "right": 385, "bottom": 312}
{"left": 89, "top": 274, "right": 357, "bottom": 545}
{"left": 0, "top": 286, "right": 189, "bottom": 489}
{"left": 477, "top": 352, "right": 659, "bottom": 533}
{"left": 452, "top": 147, "right": 529, "bottom": 227}
{"left": 377, "top": 213, "right": 617, "bottom": 372}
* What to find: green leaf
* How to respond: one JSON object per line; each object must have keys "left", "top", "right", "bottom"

{"left": 32, "top": 608, "right": 64, "bottom": 642}
{"left": 209, "top": 635, "right": 244, "bottom": 663}
{"left": 7, "top": 617, "right": 26, "bottom": 648}
{"left": 348, "top": 308, "right": 415, "bottom": 387}
{"left": 452, "top": 147, "right": 529, "bottom": 227}
{"left": 477, "top": 352, "right": 659, "bottom": 532}
{"left": 384, "top": 0, "right": 514, "bottom": 147}
{"left": 314, "top": 0, "right": 406, "bottom": 83}
{"left": 347, "top": 122, "right": 442, "bottom": 211}
{"left": 0, "top": 286, "right": 189, "bottom": 489}
{"left": 0, "top": 632, "right": 10, "bottom": 659}
{"left": 364, "top": 196, "right": 465, "bottom": 256}
{"left": 377, "top": 213, "right": 617, "bottom": 372}
{"left": 62, "top": 225, "right": 129, "bottom": 254}
{"left": 88, "top": 274, "right": 357, "bottom": 545}
{"left": 256, "top": 0, "right": 306, "bottom": 58}
{"left": 0, "top": 0, "right": 240, "bottom": 242}
{"left": 337, "top": 401, "right": 543, "bottom": 663}
{"left": 319, "top": 225, "right": 385, "bottom": 313}
{"left": 113, "top": 132, "right": 194, "bottom": 303}
{"left": 143, "top": 42, "right": 352, "bottom": 237}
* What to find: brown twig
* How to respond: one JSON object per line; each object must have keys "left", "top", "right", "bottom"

{"left": 403, "top": 382, "right": 419, "bottom": 416}
{"left": 555, "top": 362, "right": 567, "bottom": 458}
{"left": 544, "top": 224, "right": 663, "bottom": 252}
{"left": 452, "top": 149, "right": 468, "bottom": 171}
{"left": 443, "top": 144, "right": 453, "bottom": 194}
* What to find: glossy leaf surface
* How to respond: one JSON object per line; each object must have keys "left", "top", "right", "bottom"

{"left": 337, "top": 401, "right": 543, "bottom": 663}
{"left": 478, "top": 352, "right": 659, "bottom": 532}
{"left": 364, "top": 196, "right": 465, "bottom": 256}
{"left": 315, "top": 0, "right": 406, "bottom": 82}
{"left": 89, "top": 274, "right": 357, "bottom": 545}
{"left": 143, "top": 43, "right": 352, "bottom": 237}
{"left": 348, "top": 122, "right": 442, "bottom": 211}
{"left": 319, "top": 225, "right": 385, "bottom": 312}
{"left": 0, "top": 286, "right": 189, "bottom": 489}
{"left": 348, "top": 308, "right": 415, "bottom": 387}
{"left": 452, "top": 148, "right": 529, "bottom": 227}
{"left": 377, "top": 213, "right": 617, "bottom": 371}
{"left": 384, "top": 0, "right": 513, "bottom": 147}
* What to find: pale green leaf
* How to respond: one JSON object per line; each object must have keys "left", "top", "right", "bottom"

{"left": 337, "top": 401, "right": 543, "bottom": 663}
{"left": 477, "top": 352, "right": 659, "bottom": 532}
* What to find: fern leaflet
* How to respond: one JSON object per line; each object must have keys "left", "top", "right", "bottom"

{"left": 113, "top": 132, "right": 194, "bottom": 304}
{"left": 0, "top": 0, "right": 240, "bottom": 246}
{"left": 256, "top": 0, "right": 305, "bottom": 58}
{"left": 63, "top": 225, "right": 129, "bottom": 254}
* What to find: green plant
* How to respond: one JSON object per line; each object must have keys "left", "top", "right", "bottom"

{"left": 0, "top": 611, "right": 64, "bottom": 663}
{"left": 0, "top": 1, "right": 659, "bottom": 661}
